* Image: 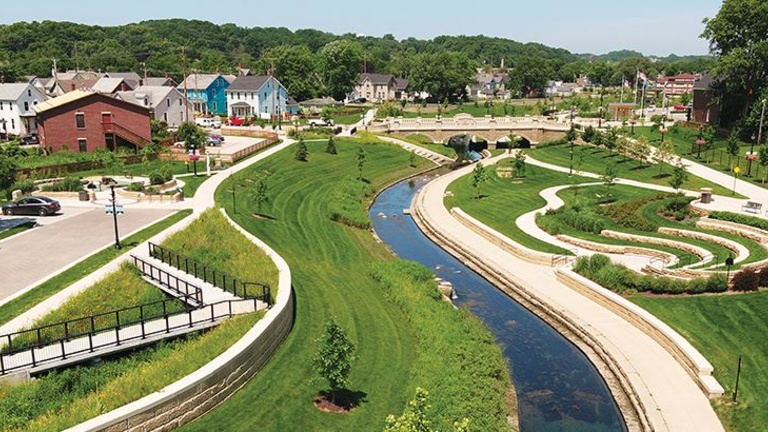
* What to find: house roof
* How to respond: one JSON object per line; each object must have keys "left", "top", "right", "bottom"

{"left": 177, "top": 73, "right": 222, "bottom": 91}
{"left": 144, "top": 77, "right": 175, "bottom": 87}
{"left": 0, "top": 83, "right": 33, "bottom": 101}
{"left": 222, "top": 74, "right": 237, "bottom": 84}
{"left": 298, "top": 97, "right": 342, "bottom": 107}
{"left": 116, "top": 85, "right": 176, "bottom": 109}
{"left": 104, "top": 72, "right": 141, "bottom": 82}
{"left": 359, "top": 73, "right": 395, "bottom": 85}
{"left": 226, "top": 75, "right": 271, "bottom": 92}
{"left": 395, "top": 78, "right": 408, "bottom": 91}
{"left": 33, "top": 90, "right": 95, "bottom": 113}
{"left": 91, "top": 77, "right": 127, "bottom": 94}
{"left": 694, "top": 74, "right": 715, "bottom": 90}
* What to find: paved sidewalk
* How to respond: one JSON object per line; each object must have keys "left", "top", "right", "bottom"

{"left": 413, "top": 155, "right": 725, "bottom": 431}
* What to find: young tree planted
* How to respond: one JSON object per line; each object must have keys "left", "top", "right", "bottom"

{"left": 601, "top": 163, "right": 617, "bottom": 197}
{"left": 326, "top": 135, "right": 337, "bottom": 155}
{"left": 669, "top": 161, "right": 689, "bottom": 206}
{"left": 759, "top": 150, "right": 768, "bottom": 184}
{"left": 513, "top": 150, "right": 527, "bottom": 178}
{"left": 295, "top": 137, "right": 308, "bottom": 161}
{"left": 356, "top": 147, "right": 366, "bottom": 180}
{"left": 470, "top": 162, "right": 488, "bottom": 198}
{"left": 654, "top": 138, "right": 675, "bottom": 176}
{"left": 313, "top": 320, "right": 356, "bottom": 404}
{"left": 249, "top": 171, "right": 270, "bottom": 213}
{"left": 726, "top": 131, "right": 741, "bottom": 169}
{"left": 409, "top": 150, "right": 416, "bottom": 167}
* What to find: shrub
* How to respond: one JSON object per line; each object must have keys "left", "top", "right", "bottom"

{"left": 149, "top": 171, "right": 166, "bottom": 185}
{"left": 708, "top": 211, "right": 768, "bottom": 231}
{"left": 759, "top": 268, "right": 768, "bottom": 288}
{"left": 40, "top": 176, "right": 83, "bottom": 192}
{"left": 11, "top": 179, "right": 36, "bottom": 194}
{"left": 558, "top": 208, "right": 605, "bottom": 234}
{"left": 731, "top": 268, "right": 760, "bottom": 292}
{"left": 126, "top": 182, "right": 145, "bottom": 192}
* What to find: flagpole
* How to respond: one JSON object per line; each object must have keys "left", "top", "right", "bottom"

{"left": 620, "top": 74, "right": 625, "bottom": 103}
{"left": 640, "top": 80, "right": 646, "bottom": 121}
{"left": 633, "top": 70, "right": 639, "bottom": 105}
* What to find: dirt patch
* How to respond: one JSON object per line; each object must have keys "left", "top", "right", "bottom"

{"left": 312, "top": 390, "right": 367, "bottom": 414}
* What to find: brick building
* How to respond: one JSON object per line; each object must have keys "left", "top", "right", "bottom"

{"left": 34, "top": 90, "right": 151, "bottom": 153}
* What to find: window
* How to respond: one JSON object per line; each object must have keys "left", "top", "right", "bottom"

{"left": 212, "top": 89, "right": 217, "bottom": 98}
{"left": 24, "top": 101, "right": 29, "bottom": 111}
{"left": 179, "top": 99, "right": 182, "bottom": 106}
{"left": 28, "top": 89, "right": 31, "bottom": 97}
{"left": 166, "top": 99, "right": 170, "bottom": 107}
{"left": 11, "top": 119, "right": 15, "bottom": 129}
{"left": 213, "top": 102, "right": 217, "bottom": 112}
{"left": 78, "top": 139, "right": 87, "bottom": 152}
{"left": 75, "top": 113, "right": 85, "bottom": 128}
{"left": 0, "top": 101, "right": 3, "bottom": 110}
{"left": 163, "top": 112, "right": 168, "bottom": 122}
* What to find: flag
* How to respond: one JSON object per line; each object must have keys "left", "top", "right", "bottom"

{"left": 637, "top": 71, "right": 647, "bottom": 81}
{"left": 624, "top": 79, "right": 631, "bottom": 88}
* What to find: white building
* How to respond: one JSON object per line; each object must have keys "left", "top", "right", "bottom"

{"left": 0, "top": 83, "right": 46, "bottom": 137}
{"left": 116, "top": 86, "right": 194, "bottom": 127}
{"left": 225, "top": 75, "right": 289, "bottom": 120}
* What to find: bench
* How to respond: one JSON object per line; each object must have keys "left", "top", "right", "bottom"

{"left": 741, "top": 201, "right": 763, "bottom": 214}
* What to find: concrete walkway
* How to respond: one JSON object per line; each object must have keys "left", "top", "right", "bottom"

{"left": 412, "top": 154, "right": 725, "bottom": 431}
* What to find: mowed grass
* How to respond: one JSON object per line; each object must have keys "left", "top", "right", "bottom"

{"left": 530, "top": 144, "right": 741, "bottom": 197}
{"left": 183, "top": 139, "right": 512, "bottom": 431}
{"left": 445, "top": 161, "right": 593, "bottom": 254}
{"left": 0, "top": 221, "right": 36, "bottom": 241}
{"left": 631, "top": 293, "right": 768, "bottom": 432}
{"left": 0, "top": 209, "right": 193, "bottom": 327}
{"left": 161, "top": 209, "right": 279, "bottom": 294}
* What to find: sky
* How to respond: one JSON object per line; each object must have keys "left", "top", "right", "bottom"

{"left": 0, "top": 0, "right": 724, "bottom": 56}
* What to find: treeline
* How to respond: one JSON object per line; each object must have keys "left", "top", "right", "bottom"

{"left": 0, "top": 19, "right": 714, "bottom": 102}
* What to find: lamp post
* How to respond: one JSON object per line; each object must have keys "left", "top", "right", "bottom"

{"left": 278, "top": 107, "right": 282, "bottom": 131}
{"left": 190, "top": 145, "right": 199, "bottom": 177}
{"left": 108, "top": 182, "right": 121, "bottom": 250}
{"left": 758, "top": 99, "right": 767, "bottom": 148}
{"left": 747, "top": 150, "right": 758, "bottom": 177}
{"left": 660, "top": 126, "right": 668, "bottom": 143}
{"left": 629, "top": 118, "right": 637, "bottom": 135}
{"left": 696, "top": 138, "right": 704, "bottom": 159}
{"left": 598, "top": 90, "right": 604, "bottom": 128}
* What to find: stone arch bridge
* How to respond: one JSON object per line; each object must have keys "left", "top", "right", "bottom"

{"left": 368, "top": 113, "right": 570, "bottom": 148}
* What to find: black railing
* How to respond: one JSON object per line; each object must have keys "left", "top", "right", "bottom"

{"left": 148, "top": 242, "right": 272, "bottom": 306}
{"left": 131, "top": 255, "right": 203, "bottom": 305}
{"left": 0, "top": 298, "right": 258, "bottom": 375}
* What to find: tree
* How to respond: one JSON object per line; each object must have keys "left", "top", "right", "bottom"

{"left": 264, "top": 44, "right": 318, "bottom": 101}
{"left": 326, "top": 135, "right": 337, "bottom": 155}
{"left": 470, "top": 162, "right": 488, "bottom": 198}
{"left": 760, "top": 149, "right": 768, "bottom": 183}
{"left": 565, "top": 125, "right": 578, "bottom": 143}
{"left": 0, "top": 154, "right": 18, "bottom": 193}
{"left": 356, "top": 147, "right": 366, "bottom": 180}
{"left": 702, "top": 0, "right": 768, "bottom": 126}
{"left": 600, "top": 163, "right": 617, "bottom": 197}
{"left": 726, "top": 131, "right": 741, "bottom": 169}
{"left": 313, "top": 320, "right": 356, "bottom": 404}
{"left": 249, "top": 171, "right": 270, "bottom": 213}
{"left": 407, "top": 52, "right": 475, "bottom": 102}
{"left": 509, "top": 56, "right": 552, "bottom": 96}
{"left": 513, "top": 150, "right": 527, "bottom": 178}
{"left": 295, "top": 137, "right": 308, "bottom": 161}
{"left": 669, "top": 161, "right": 689, "bottom": 199}
{"left": 654, "top": 137, "right": 675, "bottom": 176}
{"left": 409, "top": 150, "right": 416, "bottom": 167}
{"left": 318, "top": 40, "right": 363, "bottom": 100}
{"left": 176, "top": 121, "right": 207, "bottom": 154}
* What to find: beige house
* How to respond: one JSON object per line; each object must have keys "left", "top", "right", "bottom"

{"left": 352, "top": 73, "right": 405, "bottom": 102}
{"left": 116, "top": 86, "right": 194, "bottom": 127}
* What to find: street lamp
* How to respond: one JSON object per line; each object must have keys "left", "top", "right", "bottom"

{"left": 105, "top": 180, "right": 121, "bottom": 250}
{"left": 660, "top": 126, "right": 668, "bottom": 143}
{"left": 598, "top": 90, "right": 604, "bottom": 128}
{"left": 277, "top": 107, "right": 282, "bottom": 131}
{"left": 696, "top": 138, "right": 705, "bottom": 159}
{"left": 758, "top": 99, "right": 767, "bottom": 148}
{"left": 189, "top": 145, "right": 199, "bottom": 177}
{"left": 629, "top": 118, "right": 637, "bottom": 135}
{"left": 747, "top": 150, "right": 758, "bottom": 177}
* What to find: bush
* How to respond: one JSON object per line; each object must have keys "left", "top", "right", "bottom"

{"left": 149, "top": 171, "right": 166, "bottom": 185}
{"left": 731, "top": 268, "right": 760, "bottom": 292}
{"left": 328, "top": 176, "right": 375, "bottom": 229}
{"left": 40, "top": 176, "right": 83, "bottom": 192}
{"left": 708, "top": 211, "right": 768, "bottom": 231}
{"left": 126, "top": 182, "right": 145, "bottom": 192}
{"left": 597, "top": 195, "right": 666, "bottom": 232}
{"left": 11, "top": 179, "right": 36, "bottom": 194}
{"left": 557, "top": 208, "right": 605, "bottom": 234}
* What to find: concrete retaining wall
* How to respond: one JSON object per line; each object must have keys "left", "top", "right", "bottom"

{"left": 555, "top": 268, "right": 724, "bottom": 399}
{"left": 68, "top": 209, "right": 293, "bottom": 432}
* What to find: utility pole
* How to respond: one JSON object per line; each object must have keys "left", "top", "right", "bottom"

{"left": 142, "top": 62, "right": 148, "bottom": 85}
{"left": 182, "top": 46, "right": 188, "bottom": 122}
{"left": 758, "top": 99, "right": 767, "bottom": 148}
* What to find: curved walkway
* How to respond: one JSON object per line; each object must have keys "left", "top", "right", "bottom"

{"left": 411, "top": 154, "right": 724, "bottom": 432}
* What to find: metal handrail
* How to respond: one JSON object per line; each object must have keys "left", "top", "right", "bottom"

{"left": 0, "top": 298, "right": 258, "bottom": 375}
{"left": 148, "top": 242, "right": 271, "bottom": 306}
{"left": 131, "top": 255, "right": 204, "bottom": 305}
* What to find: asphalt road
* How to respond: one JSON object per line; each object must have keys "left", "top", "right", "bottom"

{"left": 0, "top": 205, "right": 174, "bottom": 301}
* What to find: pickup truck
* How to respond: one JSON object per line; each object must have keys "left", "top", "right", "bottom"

{"left": 195, "top": 117, "right": 222, "bottom": 128}
{"left": 308, "top": 118, "right": 335, "bottom": 127}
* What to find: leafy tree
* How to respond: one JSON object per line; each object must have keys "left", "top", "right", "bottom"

{"left": 632, "top": 136, "right": 652, "bottom": 166}
{"left": 565, "top": 125, "right": 578, "bottom": 143}
{"left": 702, "top": 0, "right": 768, "bottom": 126}
{"left": 726, "top": 131, "right": 741, "bottom": 169}
{"left": 409, "top": 150, "right": 416, "bottom": 167}
{"left": 603, "top": 128, "right": 619, "bottom": 153}
{"left": 513, "top": 150, "right": 526, "bottom": 178}
{"left": 654, "top": 137, "right": 675, "bottom": 176}
{"left": 176, "top": 121, "right": 207, "bottom": 154}
{"left": 356, "top": 146, "right": 366, "bottom": 180}
{"left": 600, "top": 163, "right": 617, "bottom": 197}
{"left": 249, "top": 171, "right": 270, "bottom": 213}
{"left": 509, "top": 56, "right": 552, "bottom": 96}
{"left": 408, "top": 52, "right": 475, "bottom": 102}
{"left": 0, "top": 154, "right": 18, "bottom": 194}
{"left": 313, "top": 320, "right": 356, "bottom": 404}
{"left": 669, "top": 161, "right": 689, "bottom": 198}
{"left": 581, "top": 125, "right": 596, "bottom": 143}
{"left": 760, "top": 149, "right": 768, "bottom": 183}
{"left": 318, "top": 40, "right": 363, "bottom": 100}
{"left": 470, "top": 162, "right": 488, "bottom": 198}
{"left": 263, "top": 44, "right": 318, "bottom": 101}
{"left": 321, "top": 106, "right": 334, "bottom": 124}
{"left": 295, "top": 137, "right": 308, "bottom": 161}
{"left": 325, "top": 135, "right": 337, "bottom": 155}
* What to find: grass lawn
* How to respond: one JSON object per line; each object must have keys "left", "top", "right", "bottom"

{"left": 183, "top": 138, "right": 513, "bottom": 431}
{"left": 398, "top": 102, "right": 536, "bottom": 119}
{"left": 530, "top": 143, "right": 742, "bottom": 197}
{"left": 178, "top": 174, "right": 210, "bottom": 198}
{"left": 0, "top": 220, "right": 36, "bottom": 241}
{"left": 389, "top": 134, "right": 457, "bottom": 158}
{"left": 631, "top": 293, "right": 768, "bottom": 432}
{"left": 445, "top": 162, "right": 593, "bottom": 255}
{"left": 0, "top": 209, "right": 193, "bottom": 327}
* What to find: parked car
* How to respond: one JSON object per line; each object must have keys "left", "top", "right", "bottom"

{"left": 228, "top": 115, "right": 245, "bottom": 126}
{"left": 2, "top": 196, "right": 61, "bottom": 216}
{"left": 308, "top": 118, "right": 335, "bottom": 127}
{"left": 207, "top": 134, "right": 225, "bottom": 146}
{"left": 19, "top": 133, "right": 39, "bottom": 145}
{"left": 195, "top": 117, "right": 222, "bottom": 128}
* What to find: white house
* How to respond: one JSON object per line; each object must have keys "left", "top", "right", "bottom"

{"left": 0, "top": 83, "right": 46, "bottom": 137}
{"left": 116, "top": 85, "right": 194, "bottom": 127}
{"left": 225, "top": 75, "right": 289, "bottom": 120}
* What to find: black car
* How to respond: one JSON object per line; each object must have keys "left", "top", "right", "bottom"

{"left": 2, "top": 196, "right": 61, "bottom": 216}
{"left": 19, "top": 133, "right": 40, "bottom": 145}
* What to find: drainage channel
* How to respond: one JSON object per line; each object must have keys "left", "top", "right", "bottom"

{"left": 370, "top": 175, "right": 626, "bottom": 432}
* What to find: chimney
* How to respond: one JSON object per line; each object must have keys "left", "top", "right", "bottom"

{"left": 165, "top": 72, "right": 170, "bottom": 79}
{"left": 70, "top": 82, "right": 76, "bottom": 91}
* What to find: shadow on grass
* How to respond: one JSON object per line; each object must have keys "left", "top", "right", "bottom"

{"left": 316, "top": 389, "right": 369, "bottom": 412}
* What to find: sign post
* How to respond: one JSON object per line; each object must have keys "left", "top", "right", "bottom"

{"left": 733, "top": 166, "right": 740, "bottom": 196}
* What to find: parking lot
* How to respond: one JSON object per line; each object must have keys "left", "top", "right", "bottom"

{"left": 0, "top": 205, "right": 174, "bottom": 301}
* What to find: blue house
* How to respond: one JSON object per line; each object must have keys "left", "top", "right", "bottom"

{"left": 177, "top": 73, "right": 230, "bottom": 116}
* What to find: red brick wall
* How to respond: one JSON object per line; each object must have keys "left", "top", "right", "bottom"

{"left": 38, "top": 95, "right": 151, "bottom": 153}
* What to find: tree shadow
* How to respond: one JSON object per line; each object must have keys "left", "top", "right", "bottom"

{"left": 317, "top": 389, "right": 368, "bottom": 411}
{"left": 653, "top": 173, "right": 671, "bottom": 179}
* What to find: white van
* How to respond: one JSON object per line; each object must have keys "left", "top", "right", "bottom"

{"left": 195, "top": 117, "right": 221, "bottom": 128}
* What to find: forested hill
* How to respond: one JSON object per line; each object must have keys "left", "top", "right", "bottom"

{"left": 0, "top": 19, "right": 576, "bottom": 79}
